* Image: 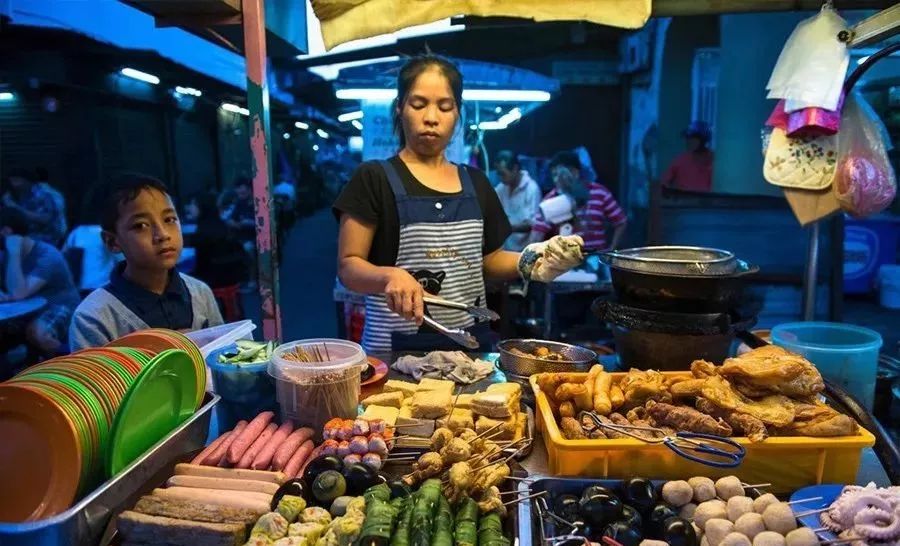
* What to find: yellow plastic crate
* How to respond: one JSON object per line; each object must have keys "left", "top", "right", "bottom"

{"left": 531, "top": 373, "right": 876, "bottom": 494}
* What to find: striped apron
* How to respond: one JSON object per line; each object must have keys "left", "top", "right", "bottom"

{"left": 362, "top": 159, "right": 491, "bottom": 353}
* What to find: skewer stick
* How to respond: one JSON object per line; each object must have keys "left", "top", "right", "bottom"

{"left": 505, "top": 476, "right": 536, "bottom": 482}
{"left": 502, "top": 491, "right": 548, "bottom": 506}
{"left": 472, "top": 444, "right": 526, "bottom": 473}
{"left": 448, "top": 388, "right": 462, "bottom": 416}
{"left": 742, "top": 482, "right": 771, "bottom": 488}
{"left": 786, "top": 497, "right": 824, "bottom": 506}
{"left": 473, "top": 423, "right": 505, "bottom": 440}
{"left": 796, "top": 507, "right": 830, "bottom": 517}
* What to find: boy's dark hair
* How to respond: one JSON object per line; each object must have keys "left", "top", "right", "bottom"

{"left": 101, "top": 173, "right": 170, "bottom": 232}
{"left": 0, "top": 206, "right": 30, "bottom": 235}
{"left": 549, "top": 151, "right": 582, "bottom": 172}
{"left": 234, "top": 177, "right": 251, "bottom": 189}
{"left": 495, "top": 150, "right": 520, "bottom": 169}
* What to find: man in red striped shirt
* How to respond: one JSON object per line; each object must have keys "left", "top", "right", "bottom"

{"left": 530, "top": 151, "right": 627, "bottom": 252}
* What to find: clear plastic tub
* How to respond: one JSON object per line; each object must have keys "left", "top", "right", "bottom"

{"left": 269, "top": 339, "right": 366, "bottom": 433}
{"left": 772, "top": 321, "right": 883, "bottom": 410}
{"left": 207, "top": 345, "right": 275, "bottom": 405}
{"left": 186, "top": 320, "right": 257, "bottom": 393}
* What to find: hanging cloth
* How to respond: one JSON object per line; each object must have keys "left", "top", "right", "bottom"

{"left": 311, "top": 0, "right": 651, "bottom": 50}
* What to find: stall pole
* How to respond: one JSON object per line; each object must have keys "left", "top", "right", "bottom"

{"left": 802, "top": 221, "right": 821, "bottom": 321}
{"left": 242, "top": 0, "right": 282, "bottom": 341}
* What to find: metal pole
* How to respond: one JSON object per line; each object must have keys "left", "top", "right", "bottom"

{"left": 802, "top": 221, "right": 821, "bottom": 321}
{"left": 242, "top": 0, "right": 282, "bottom": 341}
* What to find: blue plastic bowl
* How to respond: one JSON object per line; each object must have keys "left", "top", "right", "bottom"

{"left": 207, "top": 344, "right": 276, "bottom": 405}
{"left": 771, "top": 321, "right": 882, "bottom": 410}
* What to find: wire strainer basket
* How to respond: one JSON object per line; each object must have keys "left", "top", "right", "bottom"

{"left": 598, "top": 246, "right": 738, "bottom": 276}
{"left": 497, "top": 339, "right": 596, "bottom": 376}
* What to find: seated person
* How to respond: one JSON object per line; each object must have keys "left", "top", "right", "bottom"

{"left": 0, "top": 207, "right": 80, "bottom": 358}
{"left": 69, "top": 174, "right": 223, "bottom": 350}
{"left": 530, "top": 151, "right": 627, "bottom": 253}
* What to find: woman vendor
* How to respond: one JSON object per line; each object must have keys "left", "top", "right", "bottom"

{"left": 334, "top": 55, "right": 583, "bottom": 352}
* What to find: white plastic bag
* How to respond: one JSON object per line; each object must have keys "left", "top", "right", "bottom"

{"left": 833, "top": 93, "right": 897, "bottom": 217}
{"left": 766, "top": 6, "right": 849, "bottom": 112}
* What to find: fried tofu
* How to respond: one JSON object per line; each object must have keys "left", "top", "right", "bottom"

{"left": 383, "top": 380, "right": 418, "bottom": 398}
{"left": 475, "top": 414, "right": 518, "bottom": 441}
{"left": 417, "top": 378, "right": 455, "bottom": 394}
{"left": 436, "top": 408, "right": 475, "bottom": 432}
{"left": 472, "top": 392, "right": 515, "bottom": 419}
{"left": 411, "top": 389, "right": 451, "bottom": 419}
{"left": 360, "top": 405, "right": 400, "bottom": 426}
{"left": 361, "top": 391, "right": 404, "bottom": 409}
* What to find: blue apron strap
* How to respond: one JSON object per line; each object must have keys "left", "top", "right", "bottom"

{"left": 379, "top": 159, "right": 408, "bottom": 198}
{"left": 457, "top": 165, "right": 477, "bottom": 196}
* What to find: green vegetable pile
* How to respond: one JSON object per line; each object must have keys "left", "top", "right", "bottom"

{"left": 357, "top": 480, "right": 510, "bottom": 546}
{"left": 218, "top": 340, "right": 276, "bottom": 366}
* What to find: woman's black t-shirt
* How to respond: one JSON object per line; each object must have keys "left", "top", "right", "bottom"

{"left": 333, "top": 156, "right": 512, "bottom": 266}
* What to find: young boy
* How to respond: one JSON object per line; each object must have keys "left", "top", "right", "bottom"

{"left": 69, "top": 174, "right": 223, "bottom": 350}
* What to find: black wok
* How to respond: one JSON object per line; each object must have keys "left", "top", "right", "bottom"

{"left": 609, "top": 261, "right": 759, "bottom": 312}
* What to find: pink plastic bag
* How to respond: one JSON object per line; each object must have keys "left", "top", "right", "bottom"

{"left": 765, "top": 97, "right": 843, "bottom": 137}
{"left": 834, "top": 93, "right": 896, "bottom": 217}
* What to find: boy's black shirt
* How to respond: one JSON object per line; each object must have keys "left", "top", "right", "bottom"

{"left": 104, "top": 262, "right": 193, "bottom": 330}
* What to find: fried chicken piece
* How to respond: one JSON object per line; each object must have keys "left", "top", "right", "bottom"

{"left": 403, "top": 451, "right": 445, "bottom": 486}
{"left": 444, "top": 462, "right": 473, "bottom": 503}
{"left": 472, "top": 463, "right": 510, "bottom": 494}
{"left": 646, "top": 401, "right": 733, "bottom": 436}
{"left": 670, "top": 378, "right": 707, "bottom": 400}
{"left": 699, "top": 375, "right": 795, "bottom": 427}
{"left": 776, "top": 402, "right": 859, "bottom": 437}
{"left": 456, "top": 428, "right": 478, "bottom": 443}
{"left": 431, "top": 428, "right": 454, "bottom": 453}
{"left": 440, "top": 437, "right": 472, "bottom": 463}
{"left": 719, "top": 345, "right": 825, "bottom": 399}
{"left": 477, "top": 486, "right": 507, "bottom": 517}
{"left": 691, "top": 360, "right": 719, "bottom": 378}
{"left": 625, "top": 407, "right": 647, "bottom": 423}
{"left": 619, "top": 369, "right": 672, "bottom": 409}
{"left": 695, "top": 398, "right": 769, "bottom": 443}
{"left": 589, "top": 414, "right": 631, "bottom": 439}
{"left": 560, "top": 417, "right": 587, "bottom": 440}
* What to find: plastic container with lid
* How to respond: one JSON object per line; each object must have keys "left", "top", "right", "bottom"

{"left": 269, "top": 339, "right": 366, "bottom": 433}
{"left": 186, "top": 320, "right": 257, "bottom": 393}
{"left": 772, "top": 321, "right": 883, "bottom": 410}
{"left": 207, "top": 344, "right": 275, "bottom": 404}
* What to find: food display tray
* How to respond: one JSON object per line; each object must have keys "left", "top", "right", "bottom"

{"left": 382, "top": 459, "right": 527, "bottom": 546}
{"left": 516, "top": 477, "right": 666, "bottom": 546}
{"left": 393, "top": 406, "right": 536, "bottom": 460}
{"left": 531, "top": 373, "right": 876, "bottom": 494}
{"left": 0, "top": 392, "right": 219, "bottom": 546}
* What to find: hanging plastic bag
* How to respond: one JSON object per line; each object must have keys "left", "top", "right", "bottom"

{"left": 766, "top": 5, "right": 849, "bottom": 112}
{"left": 833, "top": 92, "right": 897, "bottom": 217}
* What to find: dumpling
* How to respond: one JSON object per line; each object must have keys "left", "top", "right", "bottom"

{"left": 245, "top": 536, "right": 275, "bottom": 546}
{"left": 277, "top": 496, "right": 308, "bottom": 523}
{"left": 274, "top": 538, "right": 309, "bottom": 546}
{"left": 300, "top": 507, "right": 333, "bottom": 526}
{"left": 252, "top": 512, "right": 290, "bottom": 540}
{"left": 289, "top": 522, "right": 326, "bottom": 543}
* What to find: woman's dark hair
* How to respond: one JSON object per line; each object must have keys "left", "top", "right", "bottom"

{"left": 393, "top": 55, "right": 463, "bottom": 148}
{"left": 549, "top": 151, "right": 582, "bottom": 172}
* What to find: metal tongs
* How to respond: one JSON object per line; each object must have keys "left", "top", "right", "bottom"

{"left": 421, "top": 295, "right": 499, "bottom": 350}
{"left": 423, "top": 295, "right": 500, "bottom": 321}
{"left": 578, "top": 411, "right": 746, "bottom": 468}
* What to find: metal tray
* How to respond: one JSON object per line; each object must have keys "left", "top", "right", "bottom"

{"left": 393, "top": 405, "right": 536, "bottom": 460}
{"left": 0, "top": 392, "right": 219, "bottom": 546}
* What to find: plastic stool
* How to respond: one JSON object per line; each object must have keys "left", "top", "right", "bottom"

{"left": 212, "top": 284, "right": 244, "bottom": 322}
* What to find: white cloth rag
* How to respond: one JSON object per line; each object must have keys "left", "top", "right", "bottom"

{"left": 392, "top": 351, "right": 495, "bottom": 384}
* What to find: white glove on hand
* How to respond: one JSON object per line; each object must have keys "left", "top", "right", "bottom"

{"left": 518, "top": 235, "right": 585, "bottom": 282}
